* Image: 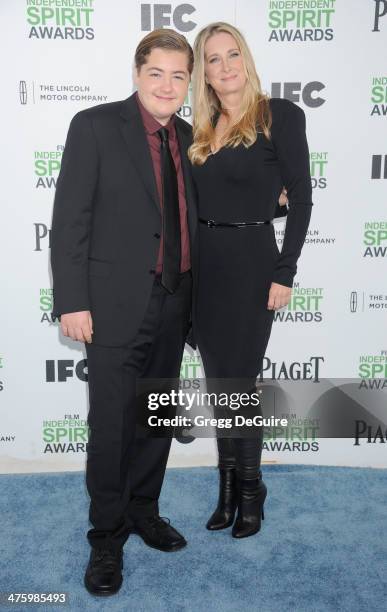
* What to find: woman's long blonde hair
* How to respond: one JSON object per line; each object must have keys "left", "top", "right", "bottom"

{"left": 188, "top": 22, "right": 271, "bottom": 166}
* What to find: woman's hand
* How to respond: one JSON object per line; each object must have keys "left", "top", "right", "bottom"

{"left": 278, "top": 187, "right": 288, "bottom": 206}
{"left": 267, "top": 283, "right": 292, "bottom": 310}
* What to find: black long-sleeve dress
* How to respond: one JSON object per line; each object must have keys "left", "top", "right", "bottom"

{"left": 192, "top": 98, "right": 313, "bottom": 382}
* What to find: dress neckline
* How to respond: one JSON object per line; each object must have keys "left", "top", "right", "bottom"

{"left": 209, "top": 147, "right": 223, "bottom": 156}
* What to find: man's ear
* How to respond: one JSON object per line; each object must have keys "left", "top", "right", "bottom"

{"left": 133, "top": 65, "right": 140, "bottom": 86}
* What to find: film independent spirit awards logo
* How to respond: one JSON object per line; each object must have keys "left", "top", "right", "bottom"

{"left": 26, "top": 0, "right": 95, "bottom": 40}
{"left": 362, "top": 221, "right": 387, "bottom": 258}
{"left": 42, "top": 414, "right": 89, "bottom": 454}
{"left": 34, "top": 146, "right": 63, "bottom": 189}
{"left": 267, "top": 0, "right": 336, "bottom": 42}
{"left": 274, "top": 283, "right": 323, "bottom": 323}
{"left": 267, "top": 0, "right": 386, "bottom": 42}
{"left": 371, "top": 76, "right": 387, "bottom": 116}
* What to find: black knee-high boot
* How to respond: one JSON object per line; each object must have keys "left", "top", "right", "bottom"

{"left": 206, "top": 438, "right": 238, "bottom": 530}
{"left": 231, "top": 404, "right": 267, "bottom": 538}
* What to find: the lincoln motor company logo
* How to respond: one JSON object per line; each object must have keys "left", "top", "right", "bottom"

{"left": 19, "top": 80, "right": 28, "bottom": 105}
{"left": 19, "top": 81, "right": 108, "bottom": 104}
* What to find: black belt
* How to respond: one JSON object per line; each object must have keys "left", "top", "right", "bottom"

{"left": 199, "top": 218, "right": 272, "bottom": 228}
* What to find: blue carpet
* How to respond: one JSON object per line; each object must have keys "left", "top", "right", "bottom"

{"left": 0, "top": 465, "right": 386, "bottom": 612}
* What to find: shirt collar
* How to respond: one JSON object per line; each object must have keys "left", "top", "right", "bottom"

{"left": 135, "top": 91, "right": 175, "bottom": 136}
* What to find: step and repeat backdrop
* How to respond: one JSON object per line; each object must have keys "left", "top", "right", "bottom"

{"left": 1, "top": 1, "right": 386, "bottom": 472}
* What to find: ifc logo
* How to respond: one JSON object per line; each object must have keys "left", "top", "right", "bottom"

{"left": 271, "top": 82, "right": 325, "bottom": 107}
{"left": 46, "top": 360, "right": 88, "bottom": 382}
{"left": 141, "top": 4, "right": 196, "bottom": 32}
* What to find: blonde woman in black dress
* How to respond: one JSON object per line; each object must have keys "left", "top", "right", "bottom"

{"left": 189, "top": 23, "right": 313, "bottom": 538}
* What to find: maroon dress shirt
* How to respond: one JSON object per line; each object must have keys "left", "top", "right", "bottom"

{"left": 135, "top": 92, "right": 191, "bottom": 274}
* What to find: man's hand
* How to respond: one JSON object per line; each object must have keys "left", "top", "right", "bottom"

{"left": 267, "top": 283, "right": 292, "bottom": 310}
{"left": 278, "top": 187, "right": 288, "bottom": 206}
{"left": 60, "top": 311, "right": 93, "bottom": 343}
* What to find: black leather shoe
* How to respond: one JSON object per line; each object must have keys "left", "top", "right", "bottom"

{"left": 206, "top": 468, "right": 237, "bottom": 530}
{"left": 232, "top": 478, "right": 267, "bottom": 539}
{"left": 132, "top": 516, "right": 187, "bottom": 552}
{"left": 84, "top": 547, "right": 123, "bottom": 596}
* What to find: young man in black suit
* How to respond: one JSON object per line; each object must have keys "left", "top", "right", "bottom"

{"left": 51, "top": 29, "right": 196, "bottom": 596}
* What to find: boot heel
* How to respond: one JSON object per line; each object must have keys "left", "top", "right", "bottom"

{"left": 232, "top": 478, "right": 267, "bottom": 538}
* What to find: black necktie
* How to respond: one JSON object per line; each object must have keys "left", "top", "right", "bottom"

{"left": 158, "top": 127, "right": 181, "bottom": 293}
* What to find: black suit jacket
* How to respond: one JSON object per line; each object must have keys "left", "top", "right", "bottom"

{"left": 51, "top": 93, "right": 197, "bottom": 347}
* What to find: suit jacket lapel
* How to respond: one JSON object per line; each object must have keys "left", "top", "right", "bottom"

{"left": 119, "top": 94, "right": 160, "bottom": 213}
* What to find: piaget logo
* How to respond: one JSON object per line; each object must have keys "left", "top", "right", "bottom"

{"left": 268, "top": 0, "right": 335, "bottom": 42}
{"left": 260, "top": 356, "right": 324, "bottom": 381}
{"left": 34, "top": 147, "right": 63, "bottom": 189}
{"left": 371, "top": 76, "right": 387, "bottom": 116}
{"left": 358, "top": 351, "right": 387, "bottom": 382}
{"left": 310, "top": 152, "right": 327, "bottom": 189}
{"left": 274, "top": 283, "right": 323, "bottom": 323}
{"left": 43, "top": 414, "right": 89, "bottom": 454}
{"left": 26, "top": 0, "right": 95, "bottom": 40}
{"left": 354, "top": 419, "right": 387, "bottom": 445}
{"left": 363, "top": 221, "right": 387, "bottom": 257}
{"left": 34, "top": 223, "right": 51, "bottom": 251}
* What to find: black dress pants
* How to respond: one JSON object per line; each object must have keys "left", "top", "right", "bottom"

{"left": 196, "top": 223, "right": 277, "bottom": 482}
{"left": 85, "top": 272, "right": 192, "bottom": 551}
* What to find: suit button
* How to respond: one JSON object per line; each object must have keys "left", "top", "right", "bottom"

{"left": 149, "top": 269, "right": 156, "bottom": 275}
{"left": 154, "top": 233, "right": 160, "bottom": 239}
